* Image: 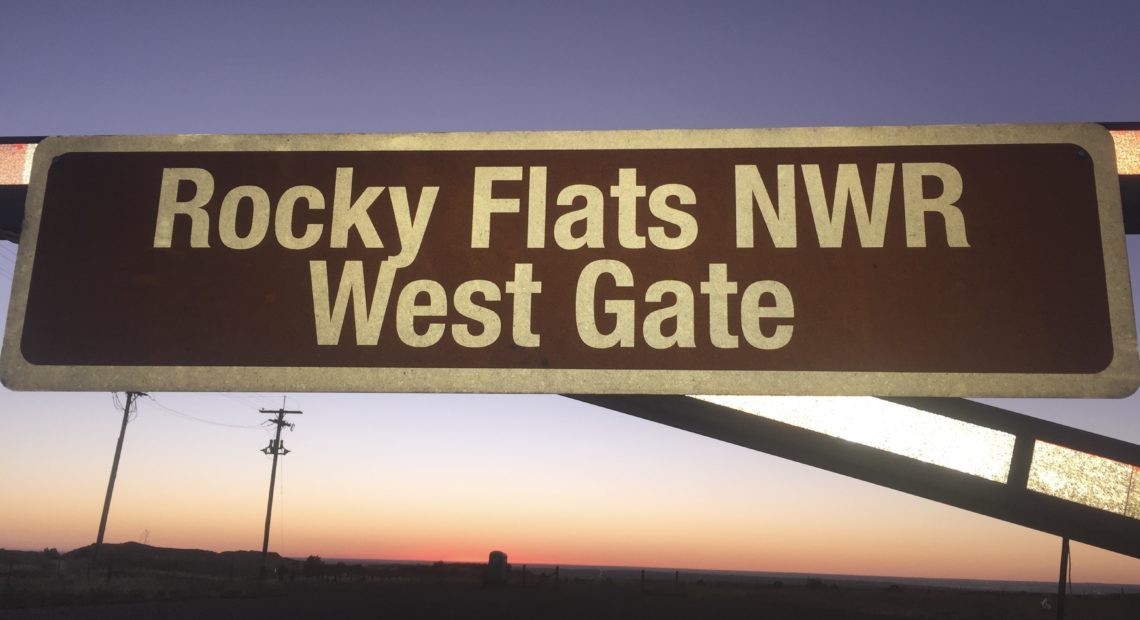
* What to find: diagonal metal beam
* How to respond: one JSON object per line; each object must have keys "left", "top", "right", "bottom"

{"left": 570, "top": 395, "right": 1140, "bottom": 560}
{"left": 0, "top": 185, "right": 26, "bottom": 242}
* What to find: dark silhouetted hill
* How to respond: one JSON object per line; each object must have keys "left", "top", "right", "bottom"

{"left": 63, "top": 542, "right": 299, "bottom": 575}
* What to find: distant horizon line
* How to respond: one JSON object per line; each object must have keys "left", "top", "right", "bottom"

{"left": 9, "top": 541, "right": 1139, "bottom": 590}
{"left": 311, "top": 555, "right": 1140, "bottom": 591}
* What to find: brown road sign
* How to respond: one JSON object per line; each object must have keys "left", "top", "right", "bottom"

{"left": 2, "top": 125, "right": 1137, "bottom": 396}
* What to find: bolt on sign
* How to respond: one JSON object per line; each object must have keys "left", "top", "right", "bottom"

{"left": 1, "top": 125, "right": 1137, "bottom": 396}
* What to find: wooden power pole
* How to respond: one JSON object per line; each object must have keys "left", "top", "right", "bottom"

{"left": 93, "top": 391, "right": 144, "bottom": 565}
{"left": 259, "top": 401, "right": 300, "bottom": 578}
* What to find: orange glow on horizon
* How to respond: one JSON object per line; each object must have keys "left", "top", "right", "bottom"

{"left": 5, "top": 508, "right": 1140, "bottom": 584}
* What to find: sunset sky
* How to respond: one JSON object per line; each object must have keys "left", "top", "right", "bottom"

{"left": 3, "top": 1, "right": 1140, "bottom": 584}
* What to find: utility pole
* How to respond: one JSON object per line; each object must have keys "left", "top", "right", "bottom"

{"left": 94, "top": 391, "right": 144, "bottom": 565}
{"left": 1056, "top": 536, "right": 1070, "bottom": 620}
{"left": 259, "top": 400, "right": 301, "bottom": 579}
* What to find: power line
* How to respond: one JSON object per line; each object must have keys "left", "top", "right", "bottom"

{"left": 111, "top": 392, "right": 139, "bottom": 422}
{"left": 220, "top": 393, "right": 284, "bottom": 412}
{"left": 146, "top": 395, "right": 265, "bottom": 429}
{"left": 244, "top": 393, "right": 288, "bottom": 407}
{"left": 219, "top": 393, "right": 260, "bottom": 408}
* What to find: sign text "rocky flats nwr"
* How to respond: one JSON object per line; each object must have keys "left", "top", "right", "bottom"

{"left": 3, "top": 126, "right": 1136, "bottom": 396}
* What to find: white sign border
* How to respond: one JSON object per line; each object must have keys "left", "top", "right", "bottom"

{"left": 3, "top": 124, "right": 1137, "bottom": 396}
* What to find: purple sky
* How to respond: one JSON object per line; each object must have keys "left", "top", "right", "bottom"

{"left": 2, "top": 1, "right": 1140, "bottom": 583}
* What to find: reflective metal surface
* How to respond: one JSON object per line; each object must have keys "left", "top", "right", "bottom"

{"left": 694, "top": 395, "right": 1015, "bottom": 483}
{"left": 1112, "top": 129, "right": 1140, "bottom": 174}
{"left": 1028, "top": 441, "right": 1140, "bottom": 519}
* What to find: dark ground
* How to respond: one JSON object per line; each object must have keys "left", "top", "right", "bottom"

{"left": 3, "top": 546, "right": 1138, "bottom": 619}
{"left": 5, "top": 578, "right": 1140, "bottom": 620}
